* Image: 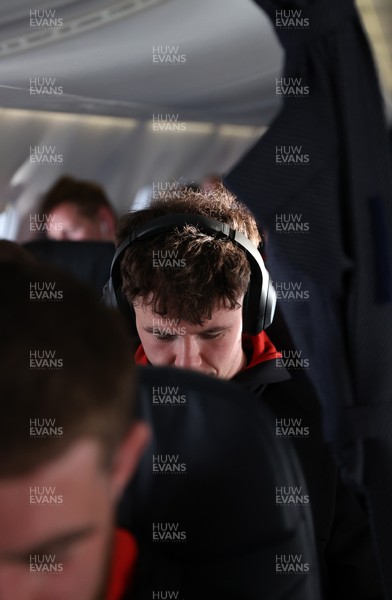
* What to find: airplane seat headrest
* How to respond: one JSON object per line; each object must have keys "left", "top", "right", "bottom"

{"left": 118, "top": 366, "right": 322, "bottom": 600}
{"left": 23, "top": 239, "right": 115, "bottom": 295}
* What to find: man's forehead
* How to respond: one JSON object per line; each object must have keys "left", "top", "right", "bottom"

{"left": 49, "top": 201, "right": 80, "bottom": 216}
{"left": 135, "top": 301, "right": 242, "bottom": 327}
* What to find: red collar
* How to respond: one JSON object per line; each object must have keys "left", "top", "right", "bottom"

{"left": 134, "top": 331, "right": 280, "bottom": 371}
{"left": 241, "top": 331, "right": 280, "bottom": 370}
{"left": 135, "top": 343, "right": 149, "bottom": 366}
{"left": 106, "top": 528, "right": 138, "bottom": 600}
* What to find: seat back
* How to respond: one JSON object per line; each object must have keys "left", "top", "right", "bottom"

{"left": 24, "top": 239, "right": 115, "bottom": 295}
{"left": 118, "top": 366, "right": 322, "bottom": 600}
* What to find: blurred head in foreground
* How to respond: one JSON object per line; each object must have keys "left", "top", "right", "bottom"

{"left": 0, "top": 241, "right": 149, "bottom": 600}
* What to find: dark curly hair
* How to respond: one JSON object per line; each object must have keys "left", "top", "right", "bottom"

{"left": 116, "top": 185, "right": 262, "bottom": 324}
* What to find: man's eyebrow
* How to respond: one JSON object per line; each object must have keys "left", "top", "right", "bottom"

{"left": 2, "top": 525, "right": 97, "bottom": 562}
{"left": 198, "top": 326, "right": 231, "bottom": 334}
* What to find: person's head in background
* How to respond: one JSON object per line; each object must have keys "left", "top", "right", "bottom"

{"left": 0, "top": 243, "right": 149, "bottom": 600}
{"left": 116, "top": 185, "right": 262, "bottom": 380}
{"left": 200, "top": 174, "right": 222, "bottom": 192}
{"left": 40, "top": 176, "right": 117, "bottom": 241}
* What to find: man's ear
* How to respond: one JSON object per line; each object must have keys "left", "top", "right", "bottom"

{"left": 109, "top": 421, "right": 151, "bottom": 502}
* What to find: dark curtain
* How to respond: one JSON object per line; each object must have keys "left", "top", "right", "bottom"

{"left": 225, "top": 0, "right": 392, "bottom": 596}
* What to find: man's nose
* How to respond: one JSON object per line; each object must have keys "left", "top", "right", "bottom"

{"left": 173, "top": 336, "right": 203, "bottom": 370}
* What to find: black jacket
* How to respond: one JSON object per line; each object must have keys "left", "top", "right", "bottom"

{"left": 234, "top": 356, "right": 383, "bottom": 599}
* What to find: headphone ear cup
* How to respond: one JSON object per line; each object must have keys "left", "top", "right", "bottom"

{"left": 263, "top": 280, "right": 277, "bottom": 330}
{"left": 128, "top": 304, "right": 139, "bottom": 338}
{"left": 241, "top": 289, "right": 251, "bottom": 335}
{"left": 242, "top": 266, "right": 277, "bottom": 335}
{"left": 102, "top": 278, "right": 139, "bottom": 338}
{"left": 102, "top": 278, "right": 117, "bottom": 310}
{"left": 115, "top": 288, "right": 139, "bottom": 338}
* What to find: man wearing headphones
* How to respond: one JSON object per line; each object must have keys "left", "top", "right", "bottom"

{"left": 111, "top": 185, "right": 278, "bottom": 381}
{"left": 106, "top": 185, "right": 383, "bottom": 599}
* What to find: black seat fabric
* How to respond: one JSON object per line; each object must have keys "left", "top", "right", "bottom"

{"left": 23, "top": 240, "right": 115, "bottom": 295}
{"left": 118, "top": 366, "right": 322, "bottom": 600}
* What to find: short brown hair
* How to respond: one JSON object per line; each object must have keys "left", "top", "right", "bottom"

{"left": 40, "top": 175, "right": 115, "bottom": 219}
{"left": 0, "top": 242, "right": 134, "bottom": 477}
{"left": 116, "top": 185, "right": 261, "bottom": 324}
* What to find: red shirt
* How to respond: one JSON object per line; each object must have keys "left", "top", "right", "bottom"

{"left": 106, "top": 528, "right": 138, "bottom": 600}
{"left": 241, "top": 332, "right": 281, "bottom": 369}
{"left": 135, "top": 331, "right": 280, "bottom": 371}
